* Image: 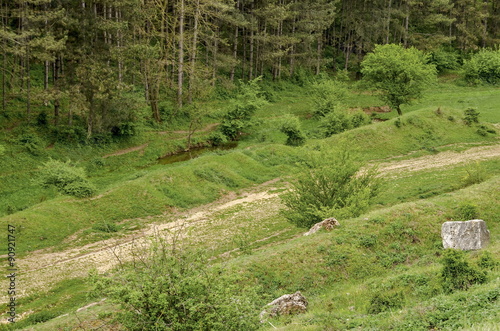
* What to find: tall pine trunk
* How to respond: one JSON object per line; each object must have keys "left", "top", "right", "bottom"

{"left": 188, "top": 0, "right": 200, "bottom": 103}
{"left": 177, "top": 0, "right": 185, "bottom": 109}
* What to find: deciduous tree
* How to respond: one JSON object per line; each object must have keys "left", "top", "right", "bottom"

{"left": 361, "top": 44, "right": 436, "bottom": 116}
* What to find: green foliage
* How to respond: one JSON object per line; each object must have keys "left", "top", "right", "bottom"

{"left": 280, "top": 114, "right": 306, "bottom": 146}
{"left": 350, "top": 110, "right": 371, "bottom": 128}
{"left": 441, "top": 249, "right": 487, "bottom": 293}
{"left": 478, "top": 251, "right": 498, "bottom": 271}
{"left": 99, "top": 242, "right": 260, "bottom": 330}
{"left": 38, "top": 159, "right": 96, "bottom": 198}
{"left": 281, "top": 150, "right": 380, "bottom": 228}
{"left": 310, "top": 79, "right": 348, "bottom": 117}
{"left": 320, "top": 110, "right": 352, "bottom": 137}
{"left": 463, "top": 49, "right": 500, "bottom": 85}
{"left": 461, "top": 161, "right": 486, "bottom": 187}
{"left": 368, "top": 290, "right": 405, "bottom": 314}
{"left": 92, "top": 222, "right": 118, "bottom": 233}
{"left": 219, "top": 77, "right": 268, "bottom": 141}
{"left": 16, "top": 133, "right": 45, "bottom": 156}
{"left": 208, "top": 131, "right": 228, "bottom": 146}
{"left": 0, "top": 144, "right": 4, "bottom": 156}
{"left": 454, "top": 202, "right": 479, "bottom": 221}
{"left": 429, "top": 48, "right": 460, "bottom": 72}
{"left": 361, "top": 44, "right": 437, "bottom": 115}
{"left": 463, "top": 107, "right": 480, "bottom": 126}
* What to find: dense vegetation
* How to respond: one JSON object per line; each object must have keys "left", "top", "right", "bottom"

{"left": 1, "top": 0, "right": 500, "bottom": 330}
{"left": 1, "top": 0, "right": 500, "bottom": 140}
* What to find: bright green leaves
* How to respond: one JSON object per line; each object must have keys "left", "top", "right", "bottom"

{"left": 361, "top": 44, "right": 437, "bottom": 116}
{"left": 281, "top": 150, "right": 380, "bottom": 228}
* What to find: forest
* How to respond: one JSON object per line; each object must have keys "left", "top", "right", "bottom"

{"left": 1, "top": 0, "right": 500, "bottom": 140}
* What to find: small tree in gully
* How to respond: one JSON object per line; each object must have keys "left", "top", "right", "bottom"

{"left": 361, "top": 44, "right": 437, "bottom": 116}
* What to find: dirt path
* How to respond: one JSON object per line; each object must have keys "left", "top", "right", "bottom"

{"left": 102, "top": 143, "right": 148, "bottom": 158}
{"left": 2, "top": 144, "right": 500, "bottom": 307}
{"left": 376, "top": 144, "right": 500, "bottom": 177}
{"left": 0, "top": 180, "right": 282, "bottom": 304}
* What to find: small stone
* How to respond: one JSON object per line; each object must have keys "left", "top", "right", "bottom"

{"left": 304, "top": 217, "right": 340, "bottom": 236}
{"left": 259, "top": 291, "right": 308, "bottom": 322}
{"left": 441, "top": 219, "right": 490, "bottom": 250}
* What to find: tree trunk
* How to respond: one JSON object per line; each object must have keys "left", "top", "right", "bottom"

{"left": 230, "top": 0, "right": 239, "bottom": 82}
{"left": 386, "top": 0, "right": 392, "bottom": 44}
{"left": 177, "top": 0, "right": 185, "bottom": 108}
{"left": 54, "top": 56, "right": 61, "bottom": 125}
{"left": 188, "top": 0, "right": 200, "bottom": 103}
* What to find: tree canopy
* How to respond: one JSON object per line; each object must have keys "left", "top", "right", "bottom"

{"left": 361, "top": 44, "right": 437, "bottom": 116}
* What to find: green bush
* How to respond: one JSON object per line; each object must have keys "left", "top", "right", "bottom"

{"left": 478, "top": 251, "right": 498, "bottom": 271}
{"left": 368, "top": 290, "right": 405, "bottom": 314}
{"left": 429, "top": 48, "right": 460, "bottom": 72}
{"left": 281, "top": 150, "right": 380, "bottom": 228}
{"left": 62, "top": 180, "right": 96, "bottom": 198}
{"left": 98, "top": 241, "right": 261, "bottom": 330}
{"left": 320, "top": 111, "right": 352, "bottom": 137}
{"left": 461, "top": 161, "right": 486, "bottom": 187}
{"left": 38, "top": 159, "right": 96, "bottom": 198}
{"left": 463, "top": 107, "right": 480, "bottom": 126}
{"left": 280, "top": 114, "right": 306, "bottom": 146}
{"left": 310, "top": 79, "right": 348, "bottom": 117}
{"left": 440, "top": 249, "right": 487, "bottom": 293}
{"left": 0, "top": 144, "right": 5, "bottom": 156}
{"left": 16, "top": 133, "right": 45, "bottom": 155}
{"left": 219, "top": 77, "right": 268, "bottom": 141}
{"left": 463, "top": 49, "right": 500, "bottom": 85}
{"left": 350, "top": 110, "right": 371, "bottom": 128}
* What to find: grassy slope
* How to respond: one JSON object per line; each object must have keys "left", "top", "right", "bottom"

{"left": 0, "top": 81, "right": 499, "bottom": 329}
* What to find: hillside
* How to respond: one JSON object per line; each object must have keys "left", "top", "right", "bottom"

{"left": 0, "top": 80, "right": 499, "bottom": 329}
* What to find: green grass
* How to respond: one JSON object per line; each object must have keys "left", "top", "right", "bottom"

{"left": 1, "top": 80, "right": 500, "bottom": 329}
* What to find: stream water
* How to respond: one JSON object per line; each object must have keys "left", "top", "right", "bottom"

{"left": 157, "top": 142, "right": 238, "bottom": 165}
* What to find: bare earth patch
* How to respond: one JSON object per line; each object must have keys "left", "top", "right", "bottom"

{"left": 102, "top": 143, "right": 148, "bottom": 158}
{"left": 376, "top": 144, "right": 500, "bottom": 177}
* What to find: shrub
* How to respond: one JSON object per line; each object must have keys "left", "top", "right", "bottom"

{"left": 429, "top": 48, "right": 460, "bottom": 72}
{"left": 478, "top": 251, "right": 498, "bottom": 271}
{"left": 281, "top": 150, "right": 380, "bottom": 228}
{"left": 0, "top": 144, "right": 4, "bottom": 156}
{"left": 463, "top": 107, "right": 480, "bottom": 126}
{"left": 368, "top": 290, "right": 405, "bottom": 314}
{"left": 38, "top": 159, "right": 96, "bottom": 198}
{"left": 440, "top": 249, "right": 487, "bottom": 293}
{"left": 350, "top": 110, "right": 371, "bottom": 128}
{"left": 219, "top": 77, "right": 267, "bottom": 141}
{"left": 461, "top": 161, "right": 485, "bottom": 187}
{"left": 16, "top": 133, "right": 45, "bottom": 156}
{"left": 208, "top": 131, "right": 228, "bottom": 146}
{"left": 310, "top": 79, "right": 348, "bottom": 117}
{"left": 62, "top": 180, "right": 96, "bottom": 198}
{"left": 98, "top": 240, "right": 261, "bottom": 330}
{"left": 280, "top": 115, "right": 306, "bottom": 146}
{"left": 463, "top": 49, "right": 500, "bottom": 85}
{"left": 320, "top": 111, "right": 352, "bottom": 137}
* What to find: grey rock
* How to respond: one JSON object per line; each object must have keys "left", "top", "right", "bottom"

{"left": 304, "top": 217, "right": 340, "bottom": 236}
{"left": 259, "top": 291, "right": 308, "bottom": 322}
{"left": 441, "top": 219, "right": 490, "bottom": 250}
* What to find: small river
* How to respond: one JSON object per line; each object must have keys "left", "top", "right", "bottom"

{"left": 157, "top": 142, "right": 238, "bottom": 165}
